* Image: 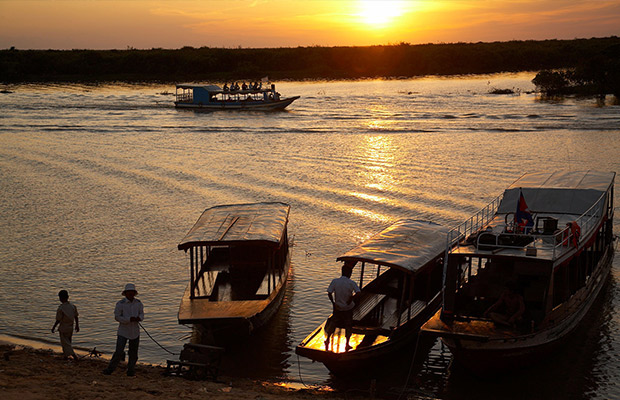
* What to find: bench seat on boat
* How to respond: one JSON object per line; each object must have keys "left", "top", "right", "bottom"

{"left": 381, "top": 300, "right": 427, "bottom": 331}
{"left": 195, "top": 270, "right": 218, "bottom": 298}
{"left": 256, "top": 270, "right": 279, "bottom": 297}
{"left": 352, "top": 292, "right": 387, "bottom": 322}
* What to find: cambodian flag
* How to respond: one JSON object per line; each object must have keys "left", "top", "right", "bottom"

{"left": 515, "top": 189, "right": 534, "bottom": 232}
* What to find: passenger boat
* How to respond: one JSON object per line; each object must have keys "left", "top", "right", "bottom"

{"left": 295, "top": 220, "right": 450, "bottom": 374}
{"left": 174, "top": 83, "right": 299, "bottom": 110}
{"left": 421, "top": 171, "right": 616, "bottom": 374}
{"left": 177, "top": 202, "right": 291, "bottom": 344}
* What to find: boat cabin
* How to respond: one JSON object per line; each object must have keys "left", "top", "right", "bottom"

{"left": 177, "top": 202, "right": 290, "bottom": 324}
{"left": 440, "top": 171, "right": 615, "bottom": 331}
{"left": 175, "top": 83, "right": 280, "bottom": 106}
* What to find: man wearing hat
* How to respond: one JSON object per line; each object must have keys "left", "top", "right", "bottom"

{"left": 103, "top": 283, "right": 144, "bottom": 376}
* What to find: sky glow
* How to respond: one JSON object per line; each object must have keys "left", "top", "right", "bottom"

{"left": 0, "top": 0, "right": 618, "bottom": 49}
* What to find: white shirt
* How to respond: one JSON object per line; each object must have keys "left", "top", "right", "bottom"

{"left": 327, "top": 276, "right": 361, "bottom": 311}
{"left": 114, "top": 297, "right": 144, "bottom": 339}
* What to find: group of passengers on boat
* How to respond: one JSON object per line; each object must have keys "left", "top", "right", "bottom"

{"left": 223, "top": 81, "right": 263, "bottom": 92}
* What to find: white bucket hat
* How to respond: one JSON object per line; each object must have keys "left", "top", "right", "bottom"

{"left": 122, "top": 283, "right": 138, "bottom": 295}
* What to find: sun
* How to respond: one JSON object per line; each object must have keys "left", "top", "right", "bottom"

{"left": 357, "top": 0, "right": 405, "bottom": 27}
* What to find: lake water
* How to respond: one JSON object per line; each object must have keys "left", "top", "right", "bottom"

{"left": 1, "top": 73, "right": 619, "bottom": 399}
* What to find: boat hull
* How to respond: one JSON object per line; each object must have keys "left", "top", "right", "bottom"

{"left": 175, "top": 96, "right": 299, "bottom": 110}
{"left": 180, "top": 256, "right": 291, "bottom": 346}
{"left": 296, "top": 295, "right": 441, "bottom": 375}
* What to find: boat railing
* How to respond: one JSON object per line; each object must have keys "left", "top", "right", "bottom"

{"left": 176, "top": 93, "right": 193, "bottom": 103}
{"left": 445, "top": 193, "right": 504, "bottom": 251}
{"left": 447, "top": 189, "right": 608, "bottom": 259}
{"left": 550, "top": 190, "right": 607, "bottom": 258}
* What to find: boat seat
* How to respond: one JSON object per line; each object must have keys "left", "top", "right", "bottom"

{"left": 352, "top": 293, "right": 386, "bottom": 322}
{"left": 195, "top": 270, "right": 218, "bottom": 298}
{"left": 256, "top": 270, "right": 278, "bottom": 298}
{"left": 381, "top": 300, "right": 427, "bottom": 331}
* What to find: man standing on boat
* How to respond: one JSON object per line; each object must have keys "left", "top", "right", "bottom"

{"left": 325, "top": 262, "right": 360, "bottom": 352}
{"left": 102, "top": 283, "right": 144, "bottom": 377}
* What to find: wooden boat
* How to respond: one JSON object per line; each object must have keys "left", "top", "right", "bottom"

{"left": 422, "top": 171, "right": 616, "bottom": 374}
{"left": 174, "top": 83, "right": 299, "bottom": 110}
{"left": 295, "top": 219, "right": 450, "bottom": 374}
{"left": 177, "top": 202, "right": 291, "bottom": 344}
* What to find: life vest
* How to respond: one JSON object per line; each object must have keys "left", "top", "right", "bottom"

{"left": 563, "top": 221, "right": 581, "bottom": 247}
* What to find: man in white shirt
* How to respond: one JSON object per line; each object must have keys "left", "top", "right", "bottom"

{"left": 103, "top": 283, "right": 144, "bottom": 377}
{"left": 325, "top": 263, "right": 360, "bottom": 351}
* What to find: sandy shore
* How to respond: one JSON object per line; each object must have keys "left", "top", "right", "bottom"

{"left": 0, "top": 344, "right": 356, "bottom": 400}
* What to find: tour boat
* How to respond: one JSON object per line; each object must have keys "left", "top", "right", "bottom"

{"left": 177, "top": 202, "right": 291, "bottom": 344}
{"left": 174, "top": 83, "right": 299, "bottom": 110}
{"left": 421, "top": 171, "right": 616, "bottom": 374}
{"left": 295, "top": 219, "right": 450, "bottom": 374}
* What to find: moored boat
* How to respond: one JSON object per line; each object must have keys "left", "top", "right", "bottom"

{"left": 177, "top": 202, "right": 291, "bottom": 344}
{"left": 295, "top": 219, "right": 450, "bottom": 374}
{"left": 174, "top": 82, "right": 299, "bottom": 110}
{"left": 421, "top": 171, "right": 616, "bottom": 374}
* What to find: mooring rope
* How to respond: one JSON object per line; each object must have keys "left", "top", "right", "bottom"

{"left": 396, "top": 332, "right": 422, "bottom": 400}
{"left": 296, "top": 353, "right": 310, "bottom": 388}
{"left": 139, "top": 322, "right": 179, "bottom": 356}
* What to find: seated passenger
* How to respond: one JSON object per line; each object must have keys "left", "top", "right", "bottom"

{"left": 484, "top": 281, "right": 525, "bottom": 328}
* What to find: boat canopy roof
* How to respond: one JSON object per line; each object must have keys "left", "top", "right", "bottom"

{"left": 497, "top": 170, "right": 615, "bottom": 216}
{"left": 178, "top": 202, "right": 290, "bottom": 250}
{"left": 337, "top": 220, "right": 449, "bottom": 274}
{"left": 176, "top": 83, "right": 222, "bottom": 92}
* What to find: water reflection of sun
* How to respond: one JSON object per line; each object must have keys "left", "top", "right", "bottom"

{"left": 346, "top": 135, "right": 397, "bottom": 222}
{"left": 361, "top": 135, "right": 396, "bottom": 192}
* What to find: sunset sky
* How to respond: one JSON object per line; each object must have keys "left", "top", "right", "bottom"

{"left": 1, "top": 0, "right": 619, "bottom": 50}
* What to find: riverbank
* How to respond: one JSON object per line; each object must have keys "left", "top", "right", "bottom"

{"left": 0, "top": 344, "right": 349, "bottom": 400}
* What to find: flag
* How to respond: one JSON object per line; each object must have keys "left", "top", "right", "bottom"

{"left": 515, "top": 188, "right": 534, "bottom": 232}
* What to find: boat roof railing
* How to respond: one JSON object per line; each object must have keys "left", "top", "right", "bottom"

{"left": 445, "top": 170, "right": 615, "bottom": 259}
{"left": 337, "top": 219, "right": 449, "bottom": 274}
{"left": 178, "top": 202, "right": 290, "bottom": 251}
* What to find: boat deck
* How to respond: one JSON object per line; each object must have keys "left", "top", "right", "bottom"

{"left": 178, "top": 285, "right": 273, "bottom": 324}
{"left": 453, "top": 212, "right": 588, "bottom": 260}
{"left": 301, "top": 322, "right": 390, "bottom": 355}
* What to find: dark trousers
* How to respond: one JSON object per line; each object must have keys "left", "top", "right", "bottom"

{"left": 106, "top": 335, "right": 139, "bottom": 374}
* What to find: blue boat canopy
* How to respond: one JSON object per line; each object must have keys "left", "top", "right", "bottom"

{"left": 176, "top": 83, "right": 222, "bottom": 92}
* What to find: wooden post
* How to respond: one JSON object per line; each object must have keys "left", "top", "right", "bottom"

{"left": 397, "top": 270, "right": 407, "bottom": 326}
{"left": 190, "top": 247, "right": 195, "bottom": 299}
{"left": 360, "top": 262, "right": 365, "bottom": 288}
{"left": 200, "top": 246, "right": 204, "bottom": 281}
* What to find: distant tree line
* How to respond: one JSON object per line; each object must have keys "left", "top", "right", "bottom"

{"left": 1, "top": 37, "right": 619, "bottom": 94}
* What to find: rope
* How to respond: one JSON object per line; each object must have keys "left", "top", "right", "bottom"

{"left": 139, "top": 322, "right": 179, "bottom": 355}
{"left": 296, "top": 353, "right": 310, "bottom": 388}
{"left": 396, "top": 332, "right": 422, "bottom": 400}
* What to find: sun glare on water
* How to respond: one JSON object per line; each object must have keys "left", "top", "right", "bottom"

{"left": 357, "top": 0, "right": 405, "bottom": 27}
